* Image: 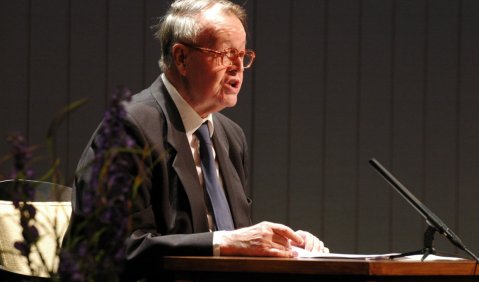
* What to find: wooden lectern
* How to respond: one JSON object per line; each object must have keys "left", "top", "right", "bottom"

{"left": 158, "top": 256, "right": 479, "bottom": 281}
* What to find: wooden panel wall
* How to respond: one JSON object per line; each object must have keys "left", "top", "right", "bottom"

{"left": 1, "top": 0, "right": 478, "bottom": 257}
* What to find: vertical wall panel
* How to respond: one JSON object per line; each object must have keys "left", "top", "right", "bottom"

{"left": 357, "top": 0, "right": 394, "bottom": 253}
{"left": 391, "top": 0, "right": 427, "bottom": 253}
{"left": 68, "top": 0, "right": 108, "bottom": 182}
{"left": 323, "top": 0, "right": 360, "bottom": 253}
{"left": 107, "top": 0, "right": 145, "bottom": 95}
{"left": 251, "top": 0, "right": 291, "bottom": 223}
{"left": 0, "top": 1, "right": 29, "bottom": 163}
{"left": 222, "top": 0, "right": 256, "bottom": 155}
{"left": 424, "top": 0, "right": 459, "bottom": 254}
{"left": 458, "top": 0, "right": 479, "bottom": 255}
{"left": 1, "top": 0, "right": 479, "bottom": 256}
{"left": 288, "top": 0, "right": 325, "bottom": 236}
{"left": 144, "top": 0, "right": 168, "bottom": 85}
{"left": 29, "top": 0, "right": 70, "bottom": 180}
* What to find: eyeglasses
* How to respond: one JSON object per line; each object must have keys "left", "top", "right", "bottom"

{"left": 182, "top": 43, "right": 256, "bottom": 69}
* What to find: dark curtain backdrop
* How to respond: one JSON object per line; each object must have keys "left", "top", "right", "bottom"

{"left": 1, "top": 0, "right": 479, "bottom": 256}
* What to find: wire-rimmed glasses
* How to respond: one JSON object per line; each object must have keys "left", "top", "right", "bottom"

{"left": 182, "top": 43, "right": 256, "bottom": 69}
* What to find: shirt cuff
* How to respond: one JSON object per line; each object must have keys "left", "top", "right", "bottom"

{"left": 213, "top": 231, "right": 226, "bottom": 256}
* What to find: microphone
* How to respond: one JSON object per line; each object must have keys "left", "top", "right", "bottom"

{"left": 369, "top": 158, "right": 479, "bottom": 263}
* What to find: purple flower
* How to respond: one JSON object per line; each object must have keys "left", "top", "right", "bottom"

{"left": 59, "top": 251, "right": 85, "bottom": 282}
{"left": 60, "top": 87, "right": 140, "bottom": 280}
{"left": 14, "top": 241, "right": 29, "bottom": 257}
{"left": 6, "top": 134, "right": 40, "bottom": 262}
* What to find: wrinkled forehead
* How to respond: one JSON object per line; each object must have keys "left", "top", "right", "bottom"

{"left": 196, "top": 5, "right": 246, "bottom": 46}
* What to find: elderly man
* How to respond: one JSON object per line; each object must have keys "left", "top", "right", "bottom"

{"left": 68, "top": 0, "right": 327, "bottom": 280}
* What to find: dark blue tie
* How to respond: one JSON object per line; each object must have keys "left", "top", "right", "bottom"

{"left": 196, "top": 122, "right": 234, "bottom": 231}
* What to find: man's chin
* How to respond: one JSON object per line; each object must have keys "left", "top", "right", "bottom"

{"left": 219, "top": 92, "right": 238, "bottom": 106}
{"left": 223, "top": 97, "right": 238, "bottom": 108}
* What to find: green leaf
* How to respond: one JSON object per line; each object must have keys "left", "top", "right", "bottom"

{"left": 46, "top": 98, "right": 88, "bottom": 140}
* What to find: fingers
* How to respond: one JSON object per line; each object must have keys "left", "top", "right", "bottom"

{"left": 266, "top": 246, "right": 296, "bottom": 258}
{"left": 219, "top": 221, "right": 301, "bottom": 257}
{"left": 268, "top": 222, "right": 304, "bottom": 246}
{"left": 263, "top": 238, "right": 296, "bottom": 258}
{"left": 294, "top": 230, "right": 328, "bottom": 253}
{"left": 218, "top": 222, "right": 327, "bottom": 258}
{"left": 271, "top": 231, "right": 291, "bottom": 248}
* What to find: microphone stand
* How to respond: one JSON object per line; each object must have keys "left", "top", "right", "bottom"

{"left": 369, "top": 158, "right": 479, "bottom": 263}
{"left": 389, "top": 225, "right": 436, "bottom": 261}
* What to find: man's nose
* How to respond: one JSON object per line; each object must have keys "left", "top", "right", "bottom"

{"left": 228, "top": 56, "right": 244, "bottom": 72}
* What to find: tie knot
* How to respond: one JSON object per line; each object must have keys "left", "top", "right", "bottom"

{"left": 196, "top": 122, "right": 211, "bottom": 145}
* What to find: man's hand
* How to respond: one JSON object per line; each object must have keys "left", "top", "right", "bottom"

{"left": 292, "top": 230, "right": 329, "bottom": 253}
{"left": 219, "top": 221, "right": 304, "bottom": 257}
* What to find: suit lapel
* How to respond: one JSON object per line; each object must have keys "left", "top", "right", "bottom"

{"left": 148, "top": 77, "right": 209, "bottom": 233}
{"left": 212, "top": 117, "right": 250, "bottom": 229}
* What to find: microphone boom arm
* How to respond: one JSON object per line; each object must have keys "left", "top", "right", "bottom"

{"left": 369, "top": 158, "right": 479, "bottom": 263}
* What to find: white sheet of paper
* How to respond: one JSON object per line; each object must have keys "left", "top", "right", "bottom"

{"left": 293, "top": 247, "right": 466, "bottom": 261}
{"left": 293, "top": 247, "right": 398, "bottom": 260}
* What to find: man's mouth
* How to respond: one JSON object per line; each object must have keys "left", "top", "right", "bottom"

{"left": 227, "top": 78, "right": 240, "bottom": 90}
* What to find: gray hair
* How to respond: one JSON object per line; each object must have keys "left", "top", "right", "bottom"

{"left": 154, "top": 0, "right": 247, "bottom": 72}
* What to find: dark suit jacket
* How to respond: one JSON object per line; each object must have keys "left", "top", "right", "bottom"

{"left": 67, "top": 76, "right": 252, "bottom": 280}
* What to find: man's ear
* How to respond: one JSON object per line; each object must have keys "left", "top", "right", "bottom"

{"left": 172, "top": 43, "right": 188, "bottom": 76}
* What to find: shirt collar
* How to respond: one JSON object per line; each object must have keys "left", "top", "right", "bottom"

{"left": 161, "top": 73, "right": 214, "bottom": 137}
